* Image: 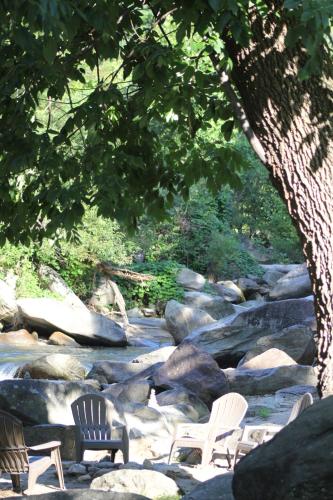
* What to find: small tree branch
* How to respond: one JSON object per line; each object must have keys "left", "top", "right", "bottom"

{"left": 210, "top": 53, "right": 267, "bottom": 165}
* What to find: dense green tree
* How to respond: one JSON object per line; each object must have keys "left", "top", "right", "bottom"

{"left": 0, "top": 1, "right": 332, "bottom": 395}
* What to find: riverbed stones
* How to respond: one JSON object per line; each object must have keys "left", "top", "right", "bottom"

{"left": 48, "top": 331, "right": 81, "bottom": 347}
{"left": 224, "top": 365, "right": 317, "bottom": 396}
{"left": 233, "top": 396, "right": 333, "bottom": 500}
{"left": 126, "top": 318, "right": 174, "bottom": 348}
{"left": 183, "top": 291, "right": 235, "bottom": 320}
{"left": 17, "top": 353, "right": 86, "bottom": 381}
{"left": 17, "top": 298, "right": 126, "bottom": 346}
{"left": 0, "top": 328, "right": 38, "bottom": 345}
{"left": 153, "top": 343, "right": 229, "bottom": 406}
{"left": 0, "top": 379, "right": 97, "bottom": 425}
{"left": 102, "top": 380, "right": 151, "bottom": 405}
{"left": 16, "top": 491, "right": 149, "bottom": 500}
{"left": 38, "top": 264, "right": 87, "bottom": 310}
{"left": 87, "top": 361, "right": 151, "bottom": 384}
{"left": 156, "top": 388, "right": 209, "bottom": 419}
{"left": 184, "top": 297, "right": 315, "bottom": 366}
{"left": 176, "top": 267, "right": 206, "bottom": 290}
{"left": 91, "top": 468, "right": 179, "bottom": 498}
{"left": 165, "top": 300, "right": 215, "bottom": 344}
{"left": 183, "top": 472, "right": 234, "bottom": 500}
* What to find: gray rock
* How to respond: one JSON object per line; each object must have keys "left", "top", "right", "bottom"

{"left": 269, "top": 271, "right": 311, "bottom": 300}
{"left": 260, "top": 263, "right": 303, "bottom": 274}
{"left": 0, "top": 278, "right": 17, "bottom": 322}
{"left": 232, "top": 396, "right": 333, "bottom": 500}
{"left": 87, "top": 361, "right": 150, "bottom": 384}
{"left": 17, "top": 353, "right": 86, "bottom": 381}
{"left": 17, "top": 298, "right": 126, "bottom": 347}
{"left": 262, "top": 269, "right": 285, "bottom": 286}
{"left": 0, "top": 329, "right": 38, "bottom": 346}
{"left": 184, "top": 297, "right": 315, "bottom": 366}
{"left": 239, "top": 348, "right": 296, "bottom": 370}
{"left": 9, "top": 490, "right": 149, "bottom": 500}
{"left": 153, "top": 343, "right": 229, "bottom": 406}
{"left": 89, "top": 275, "right": 116, "bottom": 311}
{"left": 91, "top": 468, "right": 179, "bottom": 498}
{"left": 156, "top": 388, "right": 209, "bottom": 419}
{"left": 165, "top": 299, "right": 215, "bottom": 344}
{"left": 224, "top": 365, "right": 317, "bottom": 395}
{"left": 176, "top": 267, "right": 206, "bottom": 290}
{"left": 237, "top": 278, "right": 268, "bottom": 300}
{"left": 0, "top": 379, "right": 97, "bottom": 425}
{"left": 48, "top": 331, "right": 81, "bottom": 347}
{"left": 211, "top": 281, "right": 245, "bottom": 303}
{"left": 66, "top": 463, "right": 87, "bottom": 476}
{"left": 102, "top": 380, "right": 151, "bottom": 405}
{"left": 184, "top": 291, "right": 235, "bottom": 319}
{"left": 183, "top": 472, "right": 234, "bottom": 500}
{"left": 132, "top": 346, "right": 176, "bottom": 365}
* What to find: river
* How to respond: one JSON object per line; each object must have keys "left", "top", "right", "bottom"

{"left": 0, "top": 343, "right": 153, "bottom": 380}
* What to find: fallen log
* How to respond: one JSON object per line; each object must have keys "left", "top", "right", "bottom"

{"left": 97, "top": 261, "right": 154, "bottom": 282}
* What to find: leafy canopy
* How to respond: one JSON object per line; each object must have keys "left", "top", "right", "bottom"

{"left": 0, "top": 0, "right": 331, "bottom": 242}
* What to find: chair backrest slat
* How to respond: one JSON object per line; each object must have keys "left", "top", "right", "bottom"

{"left": 71, "top": 394, "right": 114, "bottom": 442}
{"left": 0, "top": 410, "right": 29, "bottom": 473}
{"left": 208, "top": 393, "right": 248, "bottom": 443}
{"left": 287, "top": 392, "right": 313, "bottom": 424}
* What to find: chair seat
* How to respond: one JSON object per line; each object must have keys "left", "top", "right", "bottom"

{"left": 82, "top": 439, "right": 124, "bottom": 450}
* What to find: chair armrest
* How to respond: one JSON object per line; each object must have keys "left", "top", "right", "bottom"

{"left": 173, "top": 422, "right": 209, "bottom": 440}
{"left": 29, "top": 441, "right": 61, "bottom": 451}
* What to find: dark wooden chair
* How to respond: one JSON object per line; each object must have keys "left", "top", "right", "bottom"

{"left": 71, "top": 394, "right": 129, "bottom": 463}
{"left": 0, "top": 409, "right": 65, "bottom": 494}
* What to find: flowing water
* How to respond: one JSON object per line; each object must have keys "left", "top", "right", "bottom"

{"left": 0, "top": 343, "right": 152, "bottom": 381}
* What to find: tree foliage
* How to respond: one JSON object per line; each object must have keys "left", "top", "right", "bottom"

{"left": 1, "top": 0, "right": 330, "bottom": 242}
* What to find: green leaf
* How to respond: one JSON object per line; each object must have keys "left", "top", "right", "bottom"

{"left": 221, "top": 120, "right": 234, "bottom": 141}
{"left": 43, "top": 37, "right": 57, "bottom": 64}
{"left": 208, "top": 0, "right": 222, "bottom": 12}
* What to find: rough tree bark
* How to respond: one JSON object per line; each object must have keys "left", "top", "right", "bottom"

{"left": 224, "top": 7, "right": 333, "bottom": 396}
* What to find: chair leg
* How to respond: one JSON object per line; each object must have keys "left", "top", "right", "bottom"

{"left": 27, "top": 467, "right": 39, "bottom": 492}
{"left": 75, "top": 442, "right": 84, "bottom": 463}
{"left": 201, "top": 444, "right": 213, "bottom": 467}
{"left": 110, "top": 449, "right": 117, "bottom": 462}
{"left": 168, "top": 443, "right": 176, "bottom": 464}
{"left": 52, "top": 448, "right": 65, "bottom": 490}
{"left": 10, "top": 474, "right": 21, "bottom": 493}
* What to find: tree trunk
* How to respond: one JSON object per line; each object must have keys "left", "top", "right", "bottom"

{"left": 225, "top": 7, "right": 333, "bottom": 396}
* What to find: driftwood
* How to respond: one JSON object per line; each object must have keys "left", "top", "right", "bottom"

{"left": 97, "top": 261, "right": 154, "bottom": 283}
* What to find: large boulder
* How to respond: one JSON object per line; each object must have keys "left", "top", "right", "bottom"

{"left": 156, "top": 388, "right": 209, "bottom": 420}
{"left": 0, "top": 279, "right": 17, "bottom": 322}
{"left": 17, "top": 298, "right": 126, "bottom": 346}
{"left": 232, "top": 396, "right": 333, "bottom": 500}
{"left": 0, "top": 379, "right": 97, "bottom": 425}
{"left": 260, "top": 263, "right": 302, "bottom": 274}
{"left": 87, "top": 361, "right": 151, "bottom": 385}
{"left": 153, "top": 343, "right": 229, "bottom": 406}
{"left": 269, "top": 264, "right": 311, "bottom": 300}
{"left": 184, "top": 297, "right": 315, "bottom": 366}
{"left": 211, "top": 281, "right": 245, "bottom": 303}
{"left": 91, "top": 469, "right": 179, "bottom": 498}
{"left": 262, "top": 269, "right": 285, "bottom": 287}
{"left": 165, "top": 300, "right": 215, "bottom": 344}
{"left": 183, "top": 473, "right": 234, "bottom": 500}
{"left": 238, "top": 348, "right": 297, "bottom": 370}
{"left": 102, "top": 380, "right": 151, "bottom": 405}
{"left": 184, "top": 291, "right": 235, "bottom": 320}
{"left": 38, "top": 264, "right": 87, "bottom": 310}
{"left": 237, "top": 278, "right": 268, "bottom": 300}
{"left": 238, "top": 324, "right": 316, "bottom": 366}
{"left": 0, "top": 329, "right": 38, "bottom": 345}
{"left": 224, "top": 365, "right": 316, "bottom": 395}
{"left": 176, "top": 267, "right": 206, "bottom": 290}
{"left": 12, "top": 491, "right": 149, "bottom": 500}
{"left": 17, "top": 354, "right": 86, "bottom": 381}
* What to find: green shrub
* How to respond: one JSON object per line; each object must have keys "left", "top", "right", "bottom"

{"left": 115, "top": 260, "right": 184, "bottom": 310}
{"left": 207, "top": 233, "right": 263, "bottom": 280}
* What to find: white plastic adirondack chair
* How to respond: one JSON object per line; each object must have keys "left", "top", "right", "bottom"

{"left": 71, "top": 394, "right": 129, "bottom": 463}
{"left": 168, "top": 392, "right": 248, "bottom": 467}
{"left": 232, "top": 392, "right": 313, "bottom": 467}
